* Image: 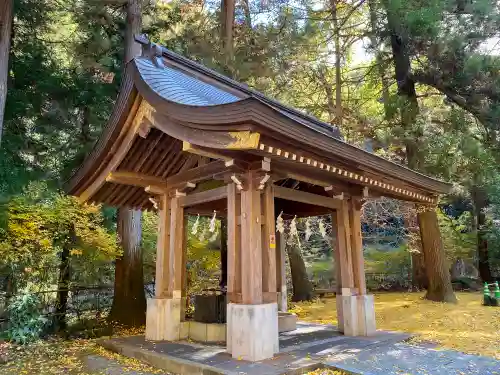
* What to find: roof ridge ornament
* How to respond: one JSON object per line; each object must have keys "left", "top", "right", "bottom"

{"left": 137, "top": 34, "right": 165, "bottom": 69}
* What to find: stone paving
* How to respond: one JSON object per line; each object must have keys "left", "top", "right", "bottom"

{"left": 325, "top": 342, "right": 500, "bottom": 375}
{"left": 98, "top": 322, "right": 500, "bottom": 375}
{"left": 82, "top": 354, "right": 171, "bottom": 375}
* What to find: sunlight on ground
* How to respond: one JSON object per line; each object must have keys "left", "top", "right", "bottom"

{"left": 2, "top": 293, "right": 499, "bottom": 374}
{"left": 291, "top": 292, "right": 500, "bottom": 359}
{"left": 1, "top": 327, "right": 166, "bottom": 375}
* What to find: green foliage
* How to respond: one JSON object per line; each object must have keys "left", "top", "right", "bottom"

{"left": 0, "top": 182, "right": 119, "bottom": 291}
{"left": 364, "top": 245, "right": 411, "bottom": 275}
{"left": 5, "top": 293, "right": 47, "bottom": 344}
{"left": 438, "top": 209, "right": 475, "bottom": 263}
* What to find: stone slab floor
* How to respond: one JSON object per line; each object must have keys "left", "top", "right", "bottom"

{"left": 99, "top": 322, "right": 500, "bottom": 375}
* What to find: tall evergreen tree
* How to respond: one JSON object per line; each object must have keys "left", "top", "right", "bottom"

{"left": 0, "top": 0, "right": 13, "bottom": 145}
{"left": 109, "top": 0, "right": 146, "bottom": 327}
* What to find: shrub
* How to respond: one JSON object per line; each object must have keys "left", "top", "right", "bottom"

{"left": 6, "top": 294, "right": 47, "bottom": 344}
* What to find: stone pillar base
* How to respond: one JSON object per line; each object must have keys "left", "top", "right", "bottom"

{"left": 338, "top": 294, "right": 376, "bottom": 336}
{"left": 227, "top": 302, "right": 279, "bottom": 361}
{"left": 145, "top": 297, "right": 181, "bottom": 341}
{"left": 339, "top": 295, "right": 358, "bottom": 336}
{"left": 357, "top": 294, "right": 376, "bottom": 336}
{"left": 336, "top": 296, "right": 344, "bottom": 333}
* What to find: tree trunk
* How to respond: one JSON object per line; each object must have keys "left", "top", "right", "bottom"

{"left": 411, "top": 252, "right": 427, "bottom": 289}
{"left": 124, "top": 0, "right": 142, "bottom": 63}
{"left": 109, "top": 209, "right": 146, "bottom": 326}
{"left": 107, "top": 0, "right": 145, "bottom": 328}
{"left": 287, "top": 243, "right": 313, "bottom": 302}
{"left": 385, "top": 3, "right": 454, "bottom": 301}
{"left": 220, "top": 0, "right": 235, "bottom": 67}
{"left": 386, "top": 5, "right": 420, "bottom": 169}
{"left": 54, "top": 243, "right": 71, "bottom": 331}
{"left": 241, "top": 0, "right": 252, "bottom": 28}
{"left": 0, "top": 0, "right": 13, "bottom": 145}
{"left": 317, "top": 67, "right": 336, "bottom": 124}
{"left": 368, "top": 0, "right": 391, "bottom": 120}
{"left": 471, "top": 186, "right": 493, "bottom": 282}
{"left": 418, "top": 209, "right": 457, "bottom": 303}
{"left": 330, "top": 0, "right": 343, "bottom": 128}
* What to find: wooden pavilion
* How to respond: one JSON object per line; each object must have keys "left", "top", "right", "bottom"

{"left": 68, "top": 36, "right": 451, "bottom": 362}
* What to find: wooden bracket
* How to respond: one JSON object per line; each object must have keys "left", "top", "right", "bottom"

{"left": 148, "top": 197, "right": 159, "bottom": 210}
{"left": 363, "top": 186, "right": 369, "bottom": 198}
{"left": 258, "top": 174, "right": 271, "bottom": 190}
{"left": 172, "top": 189, "right": 187, "bottom": 198}
{"left": 230, "top": 174, "right": 244, "bottom": 191}
{"left": 137, "top": 121, "right": 152, "bottom": 138}
{"left": 176, "top": 182, "right": 196, "bottom": 194}
{"left": 249, "top": 157, "right": 271, "bottom": 172}
{"left": 145, "top": 185, "right": 168, "bottom": 196}
{"left": 325, "top": 186, "right": 344, "bottom": 200}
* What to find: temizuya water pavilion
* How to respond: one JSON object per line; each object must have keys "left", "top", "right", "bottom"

{"left": 68, "top": 36, "right": 450, "bottom": 362}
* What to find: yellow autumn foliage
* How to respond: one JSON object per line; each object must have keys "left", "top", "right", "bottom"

{"left": 0, "top": 184, "right": 120, "bottom": 270}
{"left": 291, "top": 292, "right": 500, "bottom": 359}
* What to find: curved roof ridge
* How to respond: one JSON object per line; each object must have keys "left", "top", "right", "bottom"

{"left": 134, "top": 35, "right": 342, "bottom": 139}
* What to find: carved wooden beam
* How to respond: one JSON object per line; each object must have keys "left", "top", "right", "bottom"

{"left": 166, "top": 160, "right": 229, "bottom": 187}
{"left": 106, "top": 171, "right": 167, "bottom": 188}
{"left": 149, "top": 108, "right": 261, "bottom": 149}
{"left": 182, "top": 141, "right": 234, "bottom": 162}
{"left": 274, "top": 186, "right": 341, "bottom": 209}
{"left": 179, "top": 185, "right": 228, "bottom": 207}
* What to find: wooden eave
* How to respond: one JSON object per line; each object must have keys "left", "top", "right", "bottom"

{"left": 130, "top": 58, "right": 449, "bottom": 196}
{"left": 67, "top": 44, "right": 451, "bottom": 208}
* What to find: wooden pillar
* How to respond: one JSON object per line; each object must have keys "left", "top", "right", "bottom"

{"left": 276, "top": 232, "right": 287, "bottom": 312}
{"left": 169, "top": 195, "right": 185, "bottom": 299}
{"left": 227, "top": 173, "right": 279, "bottom": 361}
{"left": 348, "top": 198, "right": 366, "bottom": 295}
{"left": 346, "top": 198, "right": 376, "bottom": 336}
{"left": 146, "top": 193, "right": 184, "bottom": 341}
{"left": 181, "top": 215, "right": 188, "bottom": 320}
{"left": 154, "top": 194, "right": 170, "bottom": 298}
{"left": 262, "top": 183, "right": 277, "bottom": 299}
{"left": 330, "top": 211, "right": 344, "bottom": 332}
{"left": 335, "top": 201, "right": 354, "bottom": 293}
{"left": 240, "top": 170, "right": 263, "bottom": 304}
{"left": 227, "top": 183, "right": 241, "bottom": 300}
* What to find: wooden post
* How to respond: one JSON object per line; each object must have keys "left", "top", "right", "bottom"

{"left": 155, "top": 194, "right": 170, "bottom": 298}
{"left": 169, "top": 195, "right": 185, "bottom": 298}
{"left": 181, "top": 215, "right": 188, "bottom": 320}
{"left": 228, "top": 174, "right": 279, "bottom": 361}
{"left": 333, "top": 202, "right": 361, "bottom": 336}
{"left": 240, "top": 170, "right": 263, "bottom": 304}
{"left": 349, "top": 198, "right": 366, "bottom": 295}
{"left": 335, "top": 201, "right": 354, "bottom": 293}
{"left": 227, "top": 183, "right": 242, "bottom": 300}
{"left": 330, "top": 211, "right": 344, "bottom": 332}
{"left": 262, "top": 183, "right": 277, "bottom": 298}
{"left": 276, "top": 232, "right": 288, "bottom": 311}
{"left": 146, "top": 193, "right": 184, "bottom": 341}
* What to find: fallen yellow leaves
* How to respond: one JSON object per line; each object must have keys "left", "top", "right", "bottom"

{"left": 291, "top": 292, "right": 500, "bottom": 359}
{"left": 1, "top": 336, "right": 168, "bottom": 375}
